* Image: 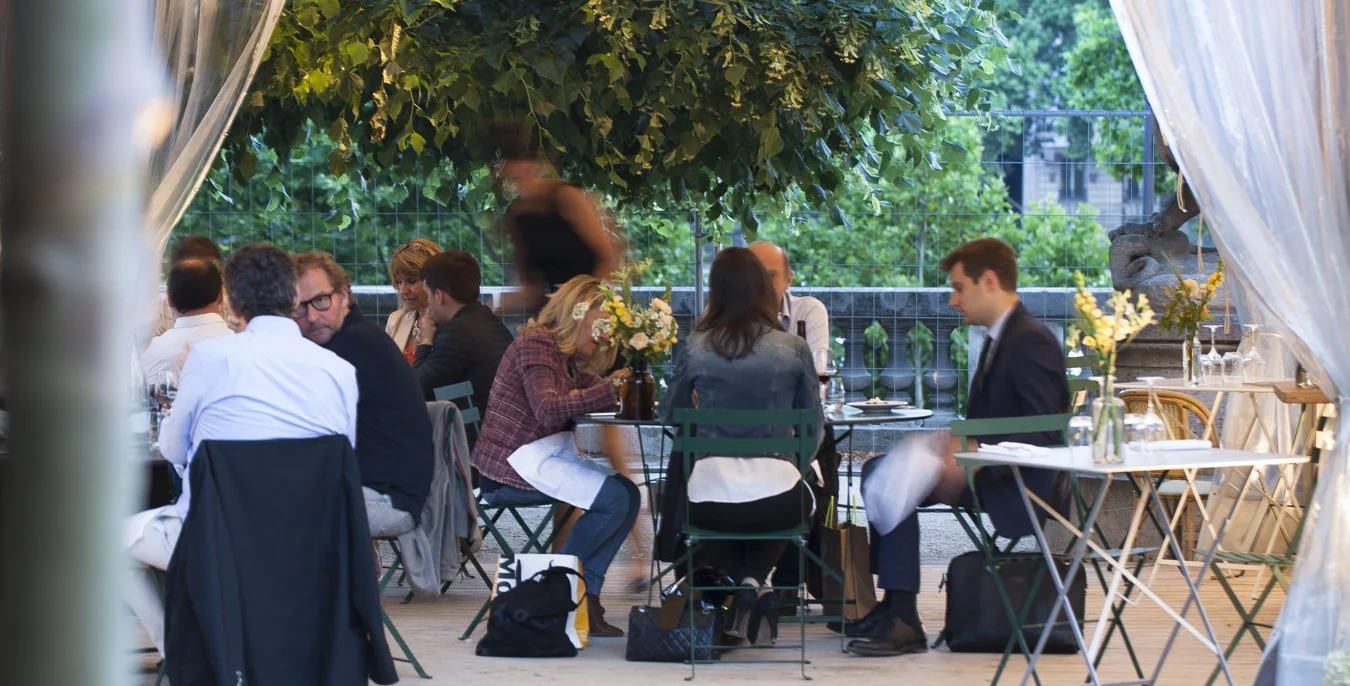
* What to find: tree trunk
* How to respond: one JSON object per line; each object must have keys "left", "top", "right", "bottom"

{"left": 1, "top": 2, "right": 159, "bottom": 684}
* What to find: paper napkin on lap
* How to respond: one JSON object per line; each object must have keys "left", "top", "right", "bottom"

{"left": 863, "top": 431, "right": 946, "bottom": 536}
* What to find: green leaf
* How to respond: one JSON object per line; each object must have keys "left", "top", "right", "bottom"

{"left": 316, "top": 0, "right": 340, "bottom": 20}
{"left": 725, "top": 64, "right": 747, "bottom": 85}
{"left": 343, "top": 41, "right": 369, "bottom": 64}
{"left": 759, "top": 126, "right": 784, "bottom": 160}
{"left": 408, "top": 132, "right": 426, "bottom": 154}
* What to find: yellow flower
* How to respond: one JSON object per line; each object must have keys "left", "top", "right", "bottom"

{"left": 1082, "top": 335, "right": 1097, "bottom": 349}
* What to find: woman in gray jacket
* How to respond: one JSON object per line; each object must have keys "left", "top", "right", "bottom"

{"left": 662, "top": 247, "right": 823, "bottom": 646}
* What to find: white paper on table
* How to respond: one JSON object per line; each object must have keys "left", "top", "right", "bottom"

{"left": 862, "top": 432, "right": 945, "bottom": 536}
{"left": 1150, "top": 439, "right": 1212, "bottom": 451}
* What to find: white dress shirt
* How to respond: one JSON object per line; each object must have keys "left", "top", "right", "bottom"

{"left": 140, "top": 312, "right": 234, "bottom": 381}
{"left": 779, "top": 292, "right": 831, "bottom": 359}
{"left": 158, "top": 316, "right": 359, "bottom": 520}
{"left": 980, "top": 304, "right": 1016, "bottom": 373}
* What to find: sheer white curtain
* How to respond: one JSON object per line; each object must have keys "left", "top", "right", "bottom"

{"left": 1111, "top": 1, "right": 1349, "bottom": 682}
{"left": 148, "top": 0, "right": 284, "bottom": 258}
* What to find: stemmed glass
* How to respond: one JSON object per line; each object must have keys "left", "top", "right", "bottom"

{"left": 154, "top": 371, "right": 178, "bottom": 415}
{"left": 814, "top": 349, "right": 838, "bottom": 412}
{"left": 1136, "top": 376, "right": 1169, "bottom": 454}
{"left": 1200, "top": 324, "right": 1223, "bottom": 385}
{"left": 1240, "top": 324, "right": 1267, "bottom": 382}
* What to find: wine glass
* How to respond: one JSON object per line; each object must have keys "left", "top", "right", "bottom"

{"left": 1201, "top": 324, "right": 1223, "bottom": 385}
{"left": 1137, "top": 376, "right": 1169, "bottom": 454}
{"left": 1240, "top": 324, "right": 1267, "bottom": 382}
{"left": 155, "top": 371, "right": 178, "bottom": 414}
{"left": 1068, "top": 415, "right": 1094, "bottom": 460}
{"left": 813, "top": 349, "right": 836, "bottom": 411}
{"left": 1221, "top": 349, "right": 1244, "bottom": 386}
{"left": 825, "top": 377, "right": 847, "bottom": 414}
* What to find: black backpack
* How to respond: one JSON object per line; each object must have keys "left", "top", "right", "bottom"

{"left": 475, "top": 566, "right": 581, "bottom": 658}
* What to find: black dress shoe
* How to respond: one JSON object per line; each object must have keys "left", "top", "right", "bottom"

{"left": 832, "top": 602, "right": 889, "bottom": 638}
{"left": 845, "top": 617, "right": 929, "bottom": 657}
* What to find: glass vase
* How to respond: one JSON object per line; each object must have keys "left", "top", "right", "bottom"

{"left": 618, "top": 357, "right": 657, "bottom": 420}
{"left": 1182, "top": 333, "right": 1202, "bottom": 387}
{"left": 1091, "top": 396, "right": 1126, "bottom": 465}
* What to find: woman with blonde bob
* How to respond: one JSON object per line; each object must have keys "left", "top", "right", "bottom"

{"left": 384, "top": 238, "right": 442, "bottom": 361}
{"left": 471, "top": 275, "right": 639, "bottom": 637}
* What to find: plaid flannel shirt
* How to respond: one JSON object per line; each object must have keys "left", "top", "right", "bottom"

{"left": 471, "top": 328, "right": 616, "bottom": 491}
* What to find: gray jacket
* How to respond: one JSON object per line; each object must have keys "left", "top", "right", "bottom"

{"left": 662, "top": 326, "right": 824, "bottom": 455}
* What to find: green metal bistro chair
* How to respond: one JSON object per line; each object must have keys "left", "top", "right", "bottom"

{"left": 947, "top": 412, "right": 1152, "bottom": 686}
{"left": 1205, "top": 409, "right": 1330, "bottom": 686}
{"left": 673, "top": 408, "right": 838, "bottom": 680}
{"left": 374, "top": 538, "right": 431, "bottom": 679}
{"left": 440, "top": 381, "right": 579, "bottom": 641}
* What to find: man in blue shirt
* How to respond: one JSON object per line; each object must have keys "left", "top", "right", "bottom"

{"left": 123, "top": 244, "right": 358, "bottom": 657}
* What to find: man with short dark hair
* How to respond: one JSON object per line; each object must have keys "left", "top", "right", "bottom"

{"left": 413, "top": 250, "right": 514, "bottom": 419}
{"left": 141, "top": 259, "right": 232, "bottom": 380}
{"left": 293, "top": 251, "right": 434, "bottom": 537}
{"left": 845, "top": 237, "right": 1069, "bottom": 658}
{"left": 124, "top": 243, "right": 358, "bottom": 657}
{"left": 151, "top": 235, "right": 229, "bottom": 338}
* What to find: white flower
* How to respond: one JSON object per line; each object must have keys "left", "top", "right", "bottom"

{"left": 651, "top": 297, "right": 672, "bottom": 314}
{"left": 571, "top": 302, "right": 590, "bottom": 321}
{"left": 629, "top": 332, "right": 650, "bottom": 350}
{"left": 591, "top": 317, "right": 613, "bottom": 338}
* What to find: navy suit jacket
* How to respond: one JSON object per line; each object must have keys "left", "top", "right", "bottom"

{"left": 965, "top": 302, "right": 1070, "bottom": 538}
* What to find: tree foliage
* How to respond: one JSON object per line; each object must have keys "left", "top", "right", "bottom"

{"left": 229, "top": 0, "right": 1010, "bottom": 229}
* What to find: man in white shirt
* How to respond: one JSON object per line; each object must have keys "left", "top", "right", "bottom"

{"left": 140, "top": 259, "right": 233, "bottom": 382}
{"left": 122, "top": 244, "right": 358, "bottom": 657}
{"left": 749, "top": 241, "right": 831, "bottom": 358}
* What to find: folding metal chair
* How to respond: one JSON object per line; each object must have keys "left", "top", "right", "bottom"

{"left": 948, "top": 413, "right": 1153, "bottom": 686}
{"left": 673, "top": 408, "right": 839, "bottom": 680}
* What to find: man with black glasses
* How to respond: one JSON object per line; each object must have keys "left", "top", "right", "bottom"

{"left": 292, "top": 251, "right": 434, "bottom": 542}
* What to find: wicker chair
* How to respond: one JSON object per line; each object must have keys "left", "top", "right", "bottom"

{"left": 1120, "top": 390, "right": 1217, "bottom": 559}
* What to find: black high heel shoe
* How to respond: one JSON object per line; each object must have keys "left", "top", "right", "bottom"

{"left": 747, "top": 592, "right": 779, "bottom": 646}
{"left": 723, "top": 587, "right": 758, "bottom": 642}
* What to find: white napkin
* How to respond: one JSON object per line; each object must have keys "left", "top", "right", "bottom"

{"left": 976, "top": 442, "right": 1051, "bottom": 458}
{"left": 863, "top": 431, "right": 946, "bottom": 536}
{"left": 1150, "top": 439, "right": 1212, "bottom": 451}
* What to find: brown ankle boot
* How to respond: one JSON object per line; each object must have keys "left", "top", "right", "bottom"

{"left": 586, "top": 594, "right": 624, "bottom": 638}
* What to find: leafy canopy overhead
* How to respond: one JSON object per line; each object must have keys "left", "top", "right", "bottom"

{"left": 229, "top": 0, "right": 1011, "bottom": 228}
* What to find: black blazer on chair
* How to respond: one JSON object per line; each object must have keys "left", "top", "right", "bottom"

{"left": 965, "top": 302, "right": 1071, "bottom": 539}
{"left": 164, "top": 436, "right": 397, "bottom": 685}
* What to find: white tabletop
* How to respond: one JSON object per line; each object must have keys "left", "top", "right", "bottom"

{"left": 955, "top": 446, "right": 1309, "bottom": 475}
{"left": 1114, "top": 378, "right": 1285, "bottom": 394}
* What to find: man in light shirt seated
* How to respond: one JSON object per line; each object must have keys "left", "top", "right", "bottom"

{"left": 140, "top": 258, "right": 233, "bottom": 382}
{"left": 749, "top": 241, "right": 830, "bottom": 356}
{"left": 122, "top": 243, "right": 359, "bottom": 658}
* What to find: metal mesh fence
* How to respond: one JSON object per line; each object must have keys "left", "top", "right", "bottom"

{"left": 176, "top": 111, "right": 1168, "bottom": 418}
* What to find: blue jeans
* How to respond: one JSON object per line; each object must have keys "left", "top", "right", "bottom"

{"left": 481, "top": 476, "right": 641, "bottom": 595}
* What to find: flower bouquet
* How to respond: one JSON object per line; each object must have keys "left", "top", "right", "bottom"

{"left": 592, "top": 260, "right": 679, "bottom": 419}
{"left": 1158, "top": 260, "right": 1223, "bottom": 386}
{"left": 1071, "top": 272, "right": 1156, "bottom": 463}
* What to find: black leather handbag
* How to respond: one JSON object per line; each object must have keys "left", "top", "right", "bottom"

{"left": 937, "top": 550, "right": 1086, "bottom": 654}
{"left": 475, "top": 567, "right": 580, "bottom": 658}
{"left": 625, "top": 569, "right": 731, "bottom": 663}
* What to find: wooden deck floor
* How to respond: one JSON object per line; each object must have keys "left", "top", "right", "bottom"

{"left": 138, "top": 557, "right": 1282, "bottom": 685}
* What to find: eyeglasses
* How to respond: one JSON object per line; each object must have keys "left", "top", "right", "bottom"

{"left": 293, "top": 290, "right": 337, "bottom": 318}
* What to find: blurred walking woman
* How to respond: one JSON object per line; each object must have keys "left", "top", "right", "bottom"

{"left": 471, "top": 275, "right": 640, "bottom": 637}
{"left": 384, "top": 238, "right": 442, "bottom": 362}
{"left": 489, "top": 121, "right": 619, "bottom": 313}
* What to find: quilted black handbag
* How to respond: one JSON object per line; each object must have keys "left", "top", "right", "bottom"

{"left": 937, "top": 550, "right": 1085, "bottom": 654}
{"left": 625, "top": 569, "right": 730, "bottom": 663}
{"left": 475, "top": 567, "right": 580, "bottom": 658}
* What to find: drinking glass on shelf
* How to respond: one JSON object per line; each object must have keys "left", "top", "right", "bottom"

{"left": 1068, "top": 415, "right": 1094, "bottom": 460}
{"left": 1240, "top": 324, "right": 1267, "bottom": 382}
{"left": 1200, "top": 324, "right": 1223, "bottom": 385}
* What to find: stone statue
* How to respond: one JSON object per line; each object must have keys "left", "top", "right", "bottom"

{"left": 1108, "top": 115, "right": 1226, "bottom": 307}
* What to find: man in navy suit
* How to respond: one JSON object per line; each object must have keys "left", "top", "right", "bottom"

{"left": 846, "top": 237, "right": 1070, "bottom": 657}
